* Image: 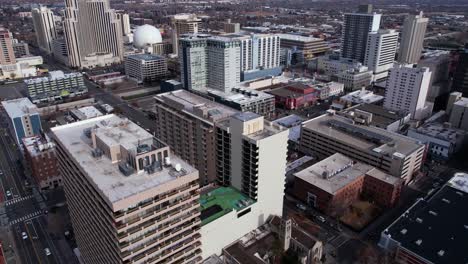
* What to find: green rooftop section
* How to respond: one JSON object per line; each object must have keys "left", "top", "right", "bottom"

{"left": 200, "top": 186, "right": 255, "bottom": 226}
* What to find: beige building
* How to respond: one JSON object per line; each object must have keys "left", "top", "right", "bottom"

{"left": 154, "top": 90, "right": 237, "bottom": 185}
{"left": 171, "top": 13, "right": 201, "bottom": 56}
{"left": 32, "top": 6, "right": 57, "bottom": 54}
{"left": 398, "top": 12, "right": 428, "bottom": 64}
{"left": 51, "top": 115, "right": 202, "bottom": 263}
{"left": 299, "top": 112, "right": 425, "bottom": 183}
{"left": 63, "top": 0, "right": 124, "bottom": 68}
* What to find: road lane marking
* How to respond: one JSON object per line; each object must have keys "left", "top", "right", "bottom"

{"left": 24, "top": 221, "right": 43, "bottom": 264}
{"left": 9, "top": 211, "right": 43, "bottom": 225}
{"left": 5, "top": 195, "right": 33, "bottom": 206}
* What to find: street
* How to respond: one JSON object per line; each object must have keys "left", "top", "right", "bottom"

{"left": 0, "top": 109, "right": 73, "bottom": 264}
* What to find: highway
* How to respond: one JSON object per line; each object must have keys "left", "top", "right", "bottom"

{"left": 0, "top": 109, "right": 66, "bottom": 264}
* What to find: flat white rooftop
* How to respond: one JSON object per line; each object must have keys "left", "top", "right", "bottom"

{"left": 277, "top": 33, "right": 322, "bottom": 42}
{"left": 51, "top": 115, "right": 196, "bottom": 205}
{"left": 1, "top": 97, "right": 39, "bottom": 118}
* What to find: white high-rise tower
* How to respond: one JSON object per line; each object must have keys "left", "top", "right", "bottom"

{"left": 32, "top": 6, "right": 57, "bottom": 54}
{"left": 63, "top": 0, "right": 124, "bottom": 69}
{"left": 364, "top": 29, "right": 399, "bottom": 81}
{"left": 398, "top": 12, "right": 429, "bottom": 64}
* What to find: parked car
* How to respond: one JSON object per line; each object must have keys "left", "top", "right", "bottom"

{"left": 296, "top": 203, "right": 307, "bottom": 211}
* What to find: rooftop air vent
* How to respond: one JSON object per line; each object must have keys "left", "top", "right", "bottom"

{"left": 91, "top": 148, "right": 103, "bottom": 158}
{"left": 400, "top": 229, "right": 407, "bottom": 235}
{"left": 438, "top": 250, "right": 445, "bottom": 257}
{"left": 415, "top": 239, "right": 422, "bottom": 246}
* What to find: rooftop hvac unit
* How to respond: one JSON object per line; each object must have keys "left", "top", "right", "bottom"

{"left": 164, "top": 156, "right": 171, "bottom": 166}
{"left": 91, "top": 148, "right": 103, "bottom": 158}
{"left": 174, "top": 163, "right": 182, "bottom": 172}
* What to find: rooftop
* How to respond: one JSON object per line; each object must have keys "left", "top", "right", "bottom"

{"left": 155, "top": 90, "right": 237, "bottom": 123}
{"left": 294, "top": 153, "right": 373, "bottom": 194}
{"left": 302, "top": 113, "right": 423, "bottom": 157}
{"left": 342, "top": 104, "right": 408, "bottom": 128}
{"left": 24, "top": 71, "right": 83, "bottom": 84}
{"left": 382, "top": 173, "right": 468, "bottom": 264}
{"left": 51, "top": 115, "right": 196, "bottom": 207}
{"left": 1, "top": 98, "right": 39, "bottom": 118}
{"left": 412, "top": 123, "right": 465, "bottom": 142}
{"left": 127, "top": 53, "right": 165, "bottom": 61}
{"left": 277, "top": 33, "right": 322, "bottom": 42}
{"left": 22, "top": 135, "right": 55, "bottom": 157}
{"left": 208, "top": 88, "right": 274, "bottom": 105}
{"left": 200, "top": 186, "right": 255, "bottom": 225}
{"left": 454, "top": 97, "right": 468, "bottom": 107}
{"left": 272, "top": 114, "right": 305, "bottom": 142}
{"left": 340, "top": 89, "right": 384, "bottom": 104}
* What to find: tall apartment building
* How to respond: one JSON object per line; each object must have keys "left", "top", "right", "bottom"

{"left": 63, "top": 0, "right": 124, "bottom": 69}
{"left": 453, "top": 44, "right": 468, "bottom": 96}
{"left": 223, "top": 19, "right": 240, "bottom": 34}
{"left": 179, "top": 36, "right": 208, "bottom": 91}
{"left": 2, "top": 98, "right": 42, "bottom": 146}
{"left": 12, "top": 41, "right": 30, "bottom": 58}
{"left": 201, "top": 112, "right": 289, "bottom": 257}
{"left": 125, "top": 54, "right": 167, "bottom": 84}
{"left": 52, "top": 38, "right": 69, "bottom": 66}
{"left": 278, "top": 34, "right": 329, "bottom": 62}
{"left": 32, "top": 6, "right": 57, "bottom": 54}
{"left": 117, "top": 13, "right": 131, "bottom": 36}
{"left": 172, "top": 14, "right": 201, "bottom": 56}
{"left": 0, "top": 28, "right": 16, "bottom": 65}
{"left": 384, "top": 64, "right": 432, "bottom": 120}
{"left": 299, "top": 112, "right": 425, "bottom": 183}
{"left": 22, "top": 135, "right": 61, "bottom": 191}
{"left": 153, "top": 90, "right": 238, "bottom": 185}
{"left": 364, "top": 29, "right": 399, "bottom": 81}
{"left": 51, "top": 115, "right": 202, "bottom": 264}
{"left": 180, "top": 35, "right": 241, "bottom": 92}
{"left": 207, "top": 37, "right": 241, "bottom": 92}
{"left": 341, "top": 4, "right": 381, "bottom": 62}
{"left": 398, "top": 12, "right": 429, "bottom": 64}
{"left": 25, "top": 71, "right": 87, "bottom": 104}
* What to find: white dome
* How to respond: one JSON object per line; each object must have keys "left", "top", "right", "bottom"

{"left": 133, "top": 25, "right": 162, "bottom": 48}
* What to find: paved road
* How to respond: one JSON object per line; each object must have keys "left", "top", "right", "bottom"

{"left": 0, "top": 110, "right": 70, "bottom": 264}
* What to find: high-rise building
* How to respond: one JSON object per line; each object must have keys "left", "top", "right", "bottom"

{"left": 384, "top": 64, "right": 432, "bottom": 120}
{"left": 364, "top": 29, "right": 399, "bottom": 81}
{"left": 52, "top": 38, "right": 69, "bottom": 66}
{"left": 453, "top": 44, "right": 468, "bottom": 96}
{"left": 154, "top": 90, "right": 238, "bottom": 185}
{"left": 0, "top": 28, "right": 16, "bottom": 65}
{"left": 179, "top": 36, "right": 208, "bottom": 91}
{"left": 207, "top": 37, "right": 241, "bottom": 92}
{"left": 341, "top": 4, "right": 381, "bottom": 62}
{"left": 172, "top": 14, "right": 201, "bottom": 56}
{"left": 180, "top": 35, "right": 241, "bottom": 92}
{"left": 51, "top": 115, "right": 202, "bottom": 264}
{"left": 397, "top": 12, "right": 429, "bottom": 64}
{"left": 2, "top": 98, "right": 42, "bottom": 146}
{"left": 200, "top": 112, "right": 288, "bottom": 257}
{"left": 278, "top": 34, "right": 329, "bottom": 63}
{"left": 63, "top": 0, "right": 124, "bottom": 69}
{"left": 117, "top": 13, "right": 131, "bottom": 36}
{"left": 223, "top": 19, "right": 240, "bottom": 34}
{"left": 32, "top": 6, "right": 57, "bottom": 54}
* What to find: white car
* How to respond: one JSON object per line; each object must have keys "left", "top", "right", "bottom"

{"left": 6, "top": 190, "right": 11, "bottom": 197}
{"left": 21, "top": 232, "right": 28, "bottom": 240}
{"left": 317, "top": 216, "right": 326, "bottom": 223}
{"left": 44, "top": 248, "right": 51, "bottom": 256}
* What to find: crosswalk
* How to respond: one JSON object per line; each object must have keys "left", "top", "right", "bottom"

{"left": 9, "top": 210, "right": 43, "bottom": 225}
{"left": 5, "top": 195, "right": 33, "bottom": 206}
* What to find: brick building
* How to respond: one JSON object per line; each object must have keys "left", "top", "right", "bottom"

{"left": 293, "top": 153, "right": 402, "bottom": 216}
{"left": 22, "top": 135, "right": 61, "bottom": 191}
{"left": 267, "top": 83, "right": 319, "bottom": 110}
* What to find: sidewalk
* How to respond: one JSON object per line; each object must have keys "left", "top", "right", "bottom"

{"left": 0, "top": 226, "right": 20, "bottom": 264}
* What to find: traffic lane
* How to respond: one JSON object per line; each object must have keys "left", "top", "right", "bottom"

{"left": 13, "top": 223, "right": 39, "bottom": 264}
{"left": 0, "top": 132, "right": 28, "bottom": 197}
{"left": 0, "top": 140, "right": 22, "bottom": 198}
{"left": 23, "top": 220, "right": 49, "bottom": 264}
{"left": 34, "top": 217, "right": 60, "bottom": 264}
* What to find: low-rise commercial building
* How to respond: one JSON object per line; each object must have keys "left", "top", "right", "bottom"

{"left": 154, "top": 90, "right": 237, "bottom": 185}
{"left": 125, "top": 54, "right": 167, "bottom": 83}
{"left": 0, "top": 56, "right": 43, "bottom": 80}
{"left": 293, "top": 153, "right": 402, "bottom": 215}
{"left": 12, "top": 41, "right": 30, "bottom": 58}
{"left": 51, "top": 115, "right": 202, "bottom": 263}
{"left": 408, "top": 123, "right": 466, "bottom": 161}
{"left": 207, "top": 88, "right": 275, "bottom": 118}
{"left": 379, "top": 172, "right": 468, "bottom": 264}
{"left": 334, "top": 66, "right": 373, "bottom": 91}
{"left": 267, "top": 83, "right": 319, "bottom": 110}
{"left": 2, "top": 98, "right": 42, "bottom": 146}
{"left": 299, "top": 113, "right": 425, "bottom": 183}
{"left": 24, "top": 71, "right": 87, "bottom": 104}
{"left": 338, "top": 88, "right": 385, "bottom": 107}
{"left": 22, "top": 135, "right": 61, "bottom": 191}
